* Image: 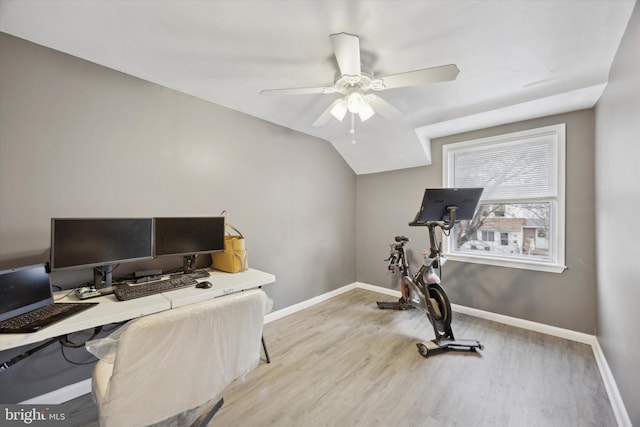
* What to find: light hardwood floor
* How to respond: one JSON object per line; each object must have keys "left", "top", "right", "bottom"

{"left": 64, "top": 288, "right": 616, "bottom": 426}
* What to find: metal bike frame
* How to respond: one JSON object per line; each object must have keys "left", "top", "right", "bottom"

{"left": 381, "top": 206, "right": 483, "bottom": 357}
{"left": 388, "top": 226, "right": 454, "bottom": 341}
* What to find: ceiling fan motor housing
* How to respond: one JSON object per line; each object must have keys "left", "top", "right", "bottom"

{"left": 333, "top": 68, "right": 385, "bottom": 93}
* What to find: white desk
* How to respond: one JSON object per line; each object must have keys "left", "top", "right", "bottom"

{"left": 165, "top": 268, "right": 276, "bottom": 309}
{"left": 0, "top": 268, "right": 275, "bottom": 351}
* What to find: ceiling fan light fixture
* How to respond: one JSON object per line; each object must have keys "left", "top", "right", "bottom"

{"left": 358, "top": 101, "right": 375, "bottom": 122}
{"left": 347, "top": 91, "right": 365, "bottom": 114}
{"left": 329, "top": 98, "right": 348, "bottom": 121}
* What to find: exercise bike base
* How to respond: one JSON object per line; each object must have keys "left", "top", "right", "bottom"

{"left": 416, "top": 338, "right": 484, "bottom": 358}
{"left": 376, "top": 300, "right": 415, "bottom": 310}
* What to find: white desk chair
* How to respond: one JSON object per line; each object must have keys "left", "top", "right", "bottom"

{"left": 89, "top": 290, "right": 267, "bottom": 427}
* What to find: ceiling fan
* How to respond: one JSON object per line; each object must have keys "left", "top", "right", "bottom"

{"left": 260, "top": 32, "right": 460, "bottom": 128}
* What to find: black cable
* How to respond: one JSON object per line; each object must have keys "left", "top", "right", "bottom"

{"left": 58, "top": 326, "right": 103, "bottom": 348}
{"left": 53, "top": 290, "right": 75, "bottom": 301}
{"left": 0, "top": 338, "right": 59, "bottom": 373}
{"left": 57, "top": 325, "right": 105, "bottom": 365}
{"left": 1, "top": 324, "right": 126, "bottom": 372}
{"left": 59, "top": 343, "right": 97, "bottom": 366}
{"left": 103, "top": 321, "right": 128, "bottom": 331}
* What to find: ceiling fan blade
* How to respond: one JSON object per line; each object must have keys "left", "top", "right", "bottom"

{"left": 367, "top": 94, "right": 404, "bottom": 122}
{"left": 377, "top": 64, "right": 459, "bottom": 90}
{"left": 313, "top": 98, "right": 345, "bottom": 126}
{"left": 330, "top": 32, "right": 361, "bottom": 77}
{"left": 260, "top": 86, "right": 337, "bottom": 96}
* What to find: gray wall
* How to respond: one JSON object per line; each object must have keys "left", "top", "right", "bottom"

{"left": 0, "top": 33, "right": 356, "bottom": 402}
{"left": 594, "top": 2, "right": 640, "bottom": 424}
{"left": 357, "top": 109, "right": 597, "bottom": 334}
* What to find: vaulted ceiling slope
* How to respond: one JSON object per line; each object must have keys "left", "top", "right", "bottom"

{"left": 0, "top": 0, "right": 636, "bottom": 174}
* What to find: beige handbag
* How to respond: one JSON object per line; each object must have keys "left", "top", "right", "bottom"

{"left": 211, "top": 213, "right": 248, "bottom": 273}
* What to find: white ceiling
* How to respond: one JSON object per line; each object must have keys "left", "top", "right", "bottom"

{"left": 0, "top": 0, "right": 636, "bottom": 174}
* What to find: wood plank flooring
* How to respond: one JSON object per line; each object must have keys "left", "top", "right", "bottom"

{"left": 62, "top": 288, "right": 616, "bottom": 426}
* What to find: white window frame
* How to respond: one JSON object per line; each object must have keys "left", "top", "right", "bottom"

{"left": 442, "top": 124, "right": 566, "bottom": 273}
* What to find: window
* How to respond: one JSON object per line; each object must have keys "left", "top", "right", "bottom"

{"left": 500, "top": 233, "right": 509, "bottom": 246}
{"left": 443, "top": 124, "right": 566, "bottom": 273}
{"left": 481, "top": 231, "right": 494, "bottom": 241}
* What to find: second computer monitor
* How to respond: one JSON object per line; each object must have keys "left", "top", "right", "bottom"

{"left": 154, "top": 217, "right": 225, "bottom": 273}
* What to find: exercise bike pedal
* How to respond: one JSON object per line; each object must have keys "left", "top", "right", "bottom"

{"left": 416, "top": 338, "right": 484, "bottom": 358}
{"left": 376, "top": 300, "right": 415, "bottom": 310}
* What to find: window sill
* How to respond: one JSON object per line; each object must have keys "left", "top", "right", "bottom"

{"left": 444, "top": 253, "right": 566, "bottom": 274}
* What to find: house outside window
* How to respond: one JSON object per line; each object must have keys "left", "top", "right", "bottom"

{"left": 443, "top": 124, "right": 566, "bottom": 273}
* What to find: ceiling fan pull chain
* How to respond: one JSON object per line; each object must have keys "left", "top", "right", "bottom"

{"left": 350, "top": 113, "right": 357, "bottom": 144}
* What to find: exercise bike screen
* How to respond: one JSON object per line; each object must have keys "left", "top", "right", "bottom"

{"left": 411, "top": 188, "right": 483, "bottom": 224}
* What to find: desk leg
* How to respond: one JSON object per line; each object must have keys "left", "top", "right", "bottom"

{"left": 191, "top": 397, "right": 224, "bottom": 427}
{"left": 261, "top": 335, "right": 271, "bottom": 364}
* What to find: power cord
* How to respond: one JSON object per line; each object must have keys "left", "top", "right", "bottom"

{"left": 59, "top": 344, "right": 97, "bottom": 366}
{"left": 1, "top": 323, "right": 129, "bottom": 372}
{"left": 53, "top": 290, "right": 75, "bottom": 301}
{"left": 57, "top": 325, "right": 104, "bottom": 366}
{"left": 58, "top": 326, "right": 103, "bottom": 348}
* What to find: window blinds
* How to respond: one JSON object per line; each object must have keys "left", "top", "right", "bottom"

{"left": 451, "top": 132, "right": 558, "bottom": 201}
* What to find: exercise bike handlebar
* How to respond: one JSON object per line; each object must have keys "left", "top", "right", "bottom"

{"left": 408, "top": 206, "right": 458, "bottom": 231}
{"left": 409, "top": 206, "right": 459, "bottom": 259}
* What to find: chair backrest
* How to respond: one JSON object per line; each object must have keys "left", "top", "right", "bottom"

{"left": 93, "top": 290, "right": 266, "bottom": 427}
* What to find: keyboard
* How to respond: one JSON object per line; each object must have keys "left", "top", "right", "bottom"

{"left": 0, "top": 303, "right": 97, "bottom": 333}
{"left": 114, "top": 275, "right": 200, "bottom": 301}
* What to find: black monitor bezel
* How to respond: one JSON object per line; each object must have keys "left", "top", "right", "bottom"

{"left": 153, "top": 216, "right": 226, "bottom": 258}
{"left": 410, "top": 188, "right": 484, "bottom": 225}
{"left": 50, "top": 217, "right": 154, "bottom": 271}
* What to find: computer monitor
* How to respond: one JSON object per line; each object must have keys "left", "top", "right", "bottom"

{"left": 410, "top": 188, "right": 484, "bottom": 225}
{"left": 153, "top": 217, "right": 225, "bottom": 273}
{"left": 50, "top": 218, "right": 153, "bottom": 288}
{"left": 0, "top": 264, "right": 52, "bottom": 323}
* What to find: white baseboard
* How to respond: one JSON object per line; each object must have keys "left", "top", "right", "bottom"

{"left": 264, "top": 283, "right": 357, "bottom": 323}
{"left": 355, "top": 282, "right": 595, "bottom": 344}
{"left": 354, "top": 282, "right": 399, "bottom": 297}
{"left": 450, "top": 303, "right": 596, "bottom": 345}
{"left": 21, "top": 378, "right": 92, "bottom": 405}
{"left": 592, "top": 339, "right": 632, "bottom": 427}
{"left": 24, "top": 281, "right": 631, "bottom": 427}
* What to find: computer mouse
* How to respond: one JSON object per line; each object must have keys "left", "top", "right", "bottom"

{"left": 196, "top": 281, "right": 213, "bottom": 289}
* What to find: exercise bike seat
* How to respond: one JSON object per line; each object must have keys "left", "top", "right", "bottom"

{"left": 395, "top": 236, "right": 410, "bottom": 243}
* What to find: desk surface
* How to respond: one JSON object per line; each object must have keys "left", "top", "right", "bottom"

{"left": 0, "top": 268, "right": 275, "bottom": 351}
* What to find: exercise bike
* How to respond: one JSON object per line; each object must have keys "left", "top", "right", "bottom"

{"left": 377, "top": 188, "right": 484, "bottom": 358}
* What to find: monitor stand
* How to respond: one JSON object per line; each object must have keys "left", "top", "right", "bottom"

{"left": 182, "top": 255, "right": 196, "bottom": 274}
{"left": 93, "top": 265, "right": 113, "bottom": 289}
